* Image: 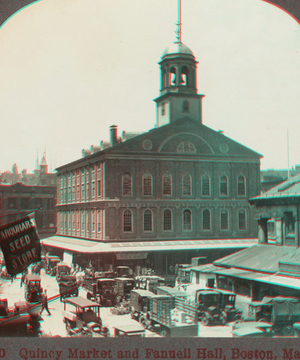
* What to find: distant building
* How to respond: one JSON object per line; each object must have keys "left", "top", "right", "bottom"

{"left": 0, "top": 153, "right": 56, "bottom": 187}
{"left": 261, "top": 166, "right": 300, "bottom": 192}
{"left": 0, "top": 154, "right": 57, "bottom": 239}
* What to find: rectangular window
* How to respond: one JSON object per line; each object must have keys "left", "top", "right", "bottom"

{"left": 97, "top": 180, "right": 101, "bottom": 197}
{"left": 72, "top": 212, "right": 75, "bottom": 231}
{"left": 68, "top": 176, "right": 71, "bottom": 202}
{"left": 72, "top": 175, "right": 76, "bottom": 201}
{"left": 92, "top": 211, "right": 95, "bottom": 232}
{"left": 97, "top": 210, "right": 101, "bottom": 233}
{"left": 8, "top": 197, "right": 17, "bottom": 209}
{"left": 86, "top": 211, "right": 89, "bottom": 232}
{"left": 35, "top": 198, "right": 43, "bottom": 209}
{"left": 143, "top": 175, "right": 152, "bottom": 196}
{"left": 182, "top": 175, "right": 191, "bottom": 195}
{"left": 77, "top": 173, "right": 80, "bottom": 200}
{"left": 163, "top": 175, "right": 171, "bottom": 195}
{"left": 20, "top": 198, "right": 30, "bottom": 209}
{"left": 77, "top": 212, "right": 80, "bottom": 232}
{"left": 81, "top": 212, "right": 85, "bottom": 232}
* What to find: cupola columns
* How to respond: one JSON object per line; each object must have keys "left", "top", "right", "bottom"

{"left": 153, "top": 0, "right": 205, "bottom": 127}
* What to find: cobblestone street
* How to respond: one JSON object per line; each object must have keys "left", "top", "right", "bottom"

{"left": 0, "top": 270, "right": 233, "bottom": 337}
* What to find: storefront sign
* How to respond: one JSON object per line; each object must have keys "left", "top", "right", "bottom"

{"left": 0, "top": 214, "right": 41, "bottom": 275}
{"left": 116, "top": 252, "right": 148, "bottom": 260}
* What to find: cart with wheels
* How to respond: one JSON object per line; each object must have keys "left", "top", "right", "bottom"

{"left": 59, "top": 280, "right": 79, "bottom": 301}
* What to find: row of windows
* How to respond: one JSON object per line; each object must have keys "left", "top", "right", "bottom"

{"left": 123, "top": 208, "right": 247, "bottom": 232}
{"left": 123, "top": 173, "right": 246, "bottom": 197}
{"left": 7, "top": 197, "right": 55, "bottom": 210}
{"left": 59, "top": 164, "right": 103, "bottom": 205}
{"left": 57, "top": 210, "right": 103, "bottom": 239}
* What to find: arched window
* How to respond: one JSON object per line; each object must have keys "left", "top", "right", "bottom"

{"left": 202, "top": 175, "right": 210, "bottom": 196}
{"left": 143, "top": 173, "right": 152, "bottom": 196}
{"left": 182, "top": 174, "right": 191, "bottom": 195}
{"left": 161, "top": 102, "right": 165, "bottom": 116}
{"left": 203, "top": 209, "right": 210, "bottom": 230}
{"left": 182, "top": 100, "right": 189, "bottom": 112}
{"left": 164, "top": 209, "right": 172, "bottom": 231}
{"left": 122, "top": 173, "right": 132, "bottom": 196}
{"left": 170, "top": 67, "right": 176, "bottom": 86}
{"left": 183, "top": 209, "right": 192, "bottom": 231}
{"left": 181, "top": 66, "right": 189, "bottom": 85}
{"left": 144, "top": 210, "right": 152, "bottom": 231}
{"left": 123, "top": 210, "right": 132, "bottom": 232}
{"left": 238, "top": 175, "right": 246, "bottom": 196}
{"left": 239, "top": 210, "right": 246, "bottom": 230}
{"left": 163, "top": 174, "right": 172, "bottom": 195}
{"left": 221, "top": 209, "right": 229, "bottom": 230}
{"left": 177, "top": 141, "right": 196, "bottom": 153}
{"left": 220, "top": 175, "right": 228, "bottom": 196}
{"left": 162, "top": 68, "right": 166, "bottom": 88}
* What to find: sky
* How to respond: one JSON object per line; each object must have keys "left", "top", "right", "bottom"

{"left": 0, "top": 0, "right": 299, "bottom": 173}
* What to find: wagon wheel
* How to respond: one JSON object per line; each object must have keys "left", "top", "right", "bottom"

{"left": 160, "top": 326, "right": 170, "bottom": 337}
{"left": 101, "top": 326, "right": 110, "bottom": 338}
{"left": 201, "top": 314, "right": 209, "bottom": 326}
{"left": 220, "top": 314, "right": 227, "bottom": 325}
{"left": 140, "top": 316, "right": 150, "bottom": 330}
{"left": 259, "top": 318, "right": 268, "bottom": 322}
{"left": 282, "top": 325, "right": 293, "bottom": 337}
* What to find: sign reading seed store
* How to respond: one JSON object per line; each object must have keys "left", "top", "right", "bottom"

{"left": 0, "top": 214, "right": 41, "bottom": 275}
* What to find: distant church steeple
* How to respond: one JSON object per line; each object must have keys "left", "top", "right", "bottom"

{"left": 154, "top": 0, "right": 205, "bottom": 127}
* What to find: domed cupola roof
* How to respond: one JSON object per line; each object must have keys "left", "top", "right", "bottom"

{"left": 162, "top": 41, "right": 194, "bottom": 58}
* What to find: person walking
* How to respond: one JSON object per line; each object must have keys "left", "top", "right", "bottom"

{"left": 40, "top": 290, "right": 51, "bottom": 316}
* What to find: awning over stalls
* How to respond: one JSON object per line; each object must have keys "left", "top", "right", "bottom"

{"left": 254, "top": 274, "right": 300, "bottom": 290}
{"left": 41, "top": 236, "right": 258, "bottom": 254}
{"left": 214, "top": 244, "right": 299, "bottom": 274}
{"left": 213, "top": 268, "right": 270, "bottom": 281}
{"left": 189, "top": 263, "right": 224, "bottom": 273}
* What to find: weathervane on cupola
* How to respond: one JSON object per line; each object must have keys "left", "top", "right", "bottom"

{"left": 175, "top": 0, "right": 182, "bottom": 43}
{"left": 153, "top": 0, "right": 205, "bottom": 128}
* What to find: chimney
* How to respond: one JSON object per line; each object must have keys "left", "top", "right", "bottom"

{"left": 110, "top": 125, "right": 118, "bottom": 147}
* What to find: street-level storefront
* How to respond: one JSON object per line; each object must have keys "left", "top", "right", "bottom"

{"left": 41, "top": 236, "right": 257, "bottom": 281}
